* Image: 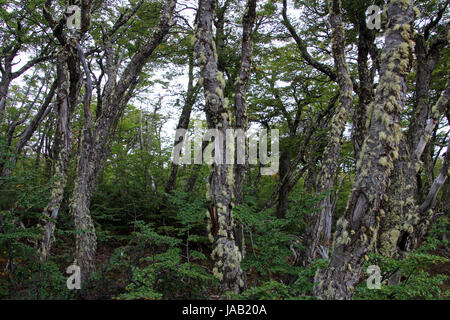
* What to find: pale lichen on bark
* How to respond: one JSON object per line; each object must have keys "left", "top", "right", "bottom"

{"left": 314, "top": 0, "right": 416, "bottom": 300}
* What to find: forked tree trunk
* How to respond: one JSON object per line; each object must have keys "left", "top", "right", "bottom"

{"left": 379, "top": 76, "right": 449, "bottom": 257}
{"left": 194, "top": 0, "right": 256, "bottom": 295}
{"left": 69, "top": 0, "right": 177, "bottom": 286}
{"left": 302, "top": 0, "right": 354, "bottom": 265}
{"left": 38, "top": 0, "right": 91, "bottom": 261}
{"left": 314, "top": 0, "right": 415, "bottom": 300}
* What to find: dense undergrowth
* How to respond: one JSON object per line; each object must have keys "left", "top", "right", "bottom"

{"left": 1, "top": 143, "right": 448, "bottom": 300}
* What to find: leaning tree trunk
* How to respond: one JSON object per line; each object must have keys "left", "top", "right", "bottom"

{"left": 38, "top": 0, "right": 91, "bottom": 263}
{"left": 276, "top": 149, "right": 291, "bottom": 219}
{"left": 0, "top": 78, "right": 56, "bottom": 187}
{"left": 314, "top": 0, "right": 415, "bottom": 300}
{"left": 69, "top": 0, "right": 176, "bottom": 286}
{"left": 39, "top": 52, "right": 74, "bottom": 263}
{"left": 302, "top": 0, "right": 354, "bottom": 266}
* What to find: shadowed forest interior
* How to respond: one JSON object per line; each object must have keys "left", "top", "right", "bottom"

{"left": 0, "top": 0, "right": 449, "bottom": 300}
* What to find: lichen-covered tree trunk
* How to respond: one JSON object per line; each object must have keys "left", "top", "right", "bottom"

{"left": 405, "top": 147, "right": 450, "bottom": 250}
{"left": 39, "top": 52, "right": 73, "bottom": 263}
{"left": 314, "top": 0, "right": 415, "bottom": 300}
{"left": 378, "top": 24, "right": 448, "bottom": 257}
{"left": 69, "top": 0, "right": 176, "bottom": 286}
{"left": 379, "top": 75, "right": 450, "bottom": 257}
{"left": 38, "top": 1, "right": 92, "bottom": 263}
{"left": 70, "top": 130, "right": 98, "bottom": 286}
{"left": 302, "top": 0, "right": 354, "bottom": 265}
{"left": 195, "top": 0, "right": 255, "bottom": 294}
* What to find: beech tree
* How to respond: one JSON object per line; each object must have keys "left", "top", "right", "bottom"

{"left": 0, "top": 0, "right": 448, "bottom": 301}
{"left": 314, "top": 0, "right": 416, "bottom": 300}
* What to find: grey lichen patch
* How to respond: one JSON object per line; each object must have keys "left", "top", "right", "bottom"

{"left": 213, "top": 267, "right": 223, "bottom": 281}
{"left": 216, "top": 71, "right": 226, "bottom": 89}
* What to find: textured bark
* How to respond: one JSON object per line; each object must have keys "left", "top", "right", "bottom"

{"left": 232, "top": 0, "right": 257, "bottom": 291}
{"left": 39, "top": 52, "right": 72, "bottom": 263}
{"left": 234, "top": 0, "right": 257, "bottom": 205}
{"left": 314, "top": 0, "right": 415, "bottom": 300}
{"left": 379, "top": 19, "right": 448, "bottom": 252}
{"left": 195, "top": 0, "right": 257, "bottom": 295}
{"left": 69, "top": 0, "right": 177, "bottom": 286}
{"left": 303, "top": 0, "right": 354, "bottom": 265}
{"left": 353, "top": 17, "right": 376, "bottom": 158}
{"left": 38, "top": 1, "right": 91, "bottom": 262}
{"left": 379, "top": 74, "right": 450, "bottom": 257}
{"left": 405, "top": 147, "right": 450, "bottom": 250}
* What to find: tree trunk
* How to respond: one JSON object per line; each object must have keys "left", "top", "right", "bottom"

{"left": 353, "top": 17, "right": 375, "bottom": 158}
{"left": 68, "top": 0, "right": 176, "bottom": 286}
{"left": 379, "top": 73, "right": 450, "bottom": 257}
{"left": 314, "top": 0, "right": 415, "bottom": 300}
{"left": 276, "top": 149, "right": 291, "bottom": 219}
{"left": 232, "top": 0, "right": 257, "bottom": 292}
{"left": 165, "top": 51, "right": 199, "bottom": 194}
{"left": 195, "top": 0, "right": 256, "bottom": 294}
{"left": 303, "top": 0, "right": 354, "bottom": 265}
{"left": 39, "top": 52, "right": 73, "bottom": 263}
{"left": 0, "top": 76, "right": 11, "bottom": 124}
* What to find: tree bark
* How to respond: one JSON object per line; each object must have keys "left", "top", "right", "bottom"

{"left": 233, "top": 0, "right": 257, "bottom": 291}
{"left": 38, "top": 0, "right": 91, "bottom": 262}
{"left": 68, "top": 0, "right": 177, "bottom": 286}
{"left": 379, "top": 73, "right": 450, "bottom": 257}
{"left": 276, "top": 149, "right": 291, "bottom": 219}
{"left": 353, "top": 17, "right": 375, "bottom": 158}
{"left": 39, "top": 52, "right": 73, "bottom": 263}
{"left": 303, "top": 0, "right": 354, "bottom": 265}
{"left": 195, "top": 0, "right": 257, "bottom": 295}
{"left": 314, "top": 0, "right": 415, "bottom": 300}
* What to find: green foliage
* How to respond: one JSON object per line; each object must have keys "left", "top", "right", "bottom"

{"left": 235, "top": 191, "right": 320, "bottom": 280}
{"left": 230, "top": 280, "right": 295, "bottom": 300}
{"left": 118, "top": 220, "right": 216, "bottom": 300}
{"left": 0, "top": 0, "right": 448, "bottom": 302}
{"left": 355, "top": 251, "right": 449, "bottom": 300}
